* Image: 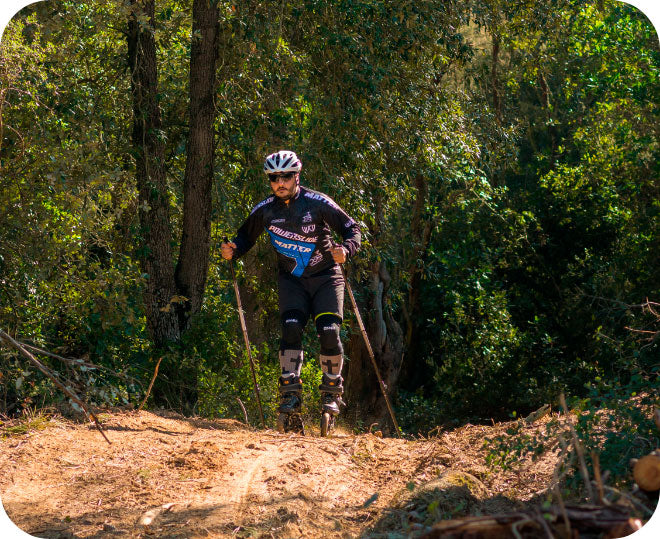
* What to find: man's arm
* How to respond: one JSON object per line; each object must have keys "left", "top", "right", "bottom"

{"left": 222, "top": 200, "right": 268, "bottom": 260}
{"left": 322, "top": 199, "right": 361, "bottom": 259}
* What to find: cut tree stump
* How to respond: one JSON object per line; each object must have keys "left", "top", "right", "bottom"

{"left": 633, "top": 454, "right": 660, "bottom": 492}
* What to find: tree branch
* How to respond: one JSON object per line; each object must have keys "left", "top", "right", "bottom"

{"left": 0, "top": 329, "right": 111, "bottom": 445}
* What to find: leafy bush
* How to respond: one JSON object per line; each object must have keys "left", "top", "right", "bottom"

{"left": 483, "top": 380, "right": 660, "bottom": 495}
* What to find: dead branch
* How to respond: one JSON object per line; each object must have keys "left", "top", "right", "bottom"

{"left": 19, "top": 341, "right": 141, "bottom": 388}
{"left": 559, "top": 393, "right": 595, "bottom": 503}
{"left": 591, "top": 451, "right": 606, "bottom": 504}
{"left": 138, "top": 357, "right": 162, "bottom": 411}
{"left": 524, "top": 404, "right": 551, "bottom": 424}
{"left": 533, "top": 509, "right": 555, "bottom": 539}
{"left": 555, "top": 434, "right": 574, "bottom": 483}
{"left": 0, "top": 329, "right": 111, "bottom": 444}
{"left": 624, "top": 327, "right": 656, "bottom": 336}
{"left": 625, "top": 298, "right": 660, "bottom": 347}
{"left": 641, "top": 299, "right": 660, "bottom": 316}
{"left": 554, "top": 480, "right": 572, "bottom": 537}
{"left": 236, "top": 397, "right": 248, "bottom": 425}
{"left": 421, "top": 505, "right": 643, "bottom": 538}
{"left": 602, "top": 485, "right": 654, "bottom": 516}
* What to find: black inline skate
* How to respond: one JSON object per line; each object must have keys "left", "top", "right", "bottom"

{"left": 276, "top": 372, "right": 305, "bottom": 435}
{"left": 319, "top": 373, "right": 344, "bottom": 437}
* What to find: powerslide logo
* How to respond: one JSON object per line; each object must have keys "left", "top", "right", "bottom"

{"left": 302, "top": 224, "right": 316, "bottom": 234}
{"left": 267, "top": 230, "right": 316, "bottom": 277}
{"left": 250, "top": 196, "right": 274, "bottom": 215}
{"left": 268, "top": 225, "right": 317, "bottom": 243}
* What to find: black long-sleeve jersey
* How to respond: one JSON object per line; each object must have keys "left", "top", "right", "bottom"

{"left": 232, "top": 186, "right": 361, "bottom": 277}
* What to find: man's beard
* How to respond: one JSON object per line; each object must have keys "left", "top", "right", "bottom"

{"left": 276, "top": 183, "right": 299, "bottom": 201}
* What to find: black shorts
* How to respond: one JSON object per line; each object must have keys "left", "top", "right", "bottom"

{"left": 278, "top": 265, "right": 345, "bottom": 323}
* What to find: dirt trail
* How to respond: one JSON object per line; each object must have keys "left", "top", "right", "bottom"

{"left": 0, "top": 410, "right": 557, "bottom": 538}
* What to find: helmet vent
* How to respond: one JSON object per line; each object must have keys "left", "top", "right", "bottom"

{"left": 264, "top": 150, "right": 302, "bottom": 173}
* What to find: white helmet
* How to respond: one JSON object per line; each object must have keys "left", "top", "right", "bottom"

{"left": 263, "top": 150, "right": 302, "bottom": 174}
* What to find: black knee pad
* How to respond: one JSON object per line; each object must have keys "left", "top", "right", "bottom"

{"left": 315, "top": 314, "right": 343, "bottom": 356}
{"left": 281, "top": 310, "right": 306, "bottom": 349}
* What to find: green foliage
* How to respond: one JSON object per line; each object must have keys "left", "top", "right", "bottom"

{"left": 396, "top": 0, "right": 659, "bottom": 426}
{"left": 483, "top": 382, "right": 660, "bottom": 492}
{"left": 0, "top": 408, "right": 55, "bottom": 438}
{"left": 575, "top": 378, "right": 660, "bottom": 481}
{"left": 396, "top": 389, "right": 448, "bottom": 434}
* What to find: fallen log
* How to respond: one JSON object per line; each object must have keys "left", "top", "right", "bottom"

{"left": 420, "top": 504, "right": 643, "bottom": 538}
{"left": 420, "top": 513, "right": 540, "bottom": 539}
{"left": 524, "top": 404, "right": 551, "bottom": 424}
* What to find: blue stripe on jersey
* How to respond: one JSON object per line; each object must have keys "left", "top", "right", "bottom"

{"left": 267, "top": 230, "right": 316, "bottom": 277}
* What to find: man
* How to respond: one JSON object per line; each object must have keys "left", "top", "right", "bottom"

{"left": 221, "top": 150, "right": 361, "bottom": 433}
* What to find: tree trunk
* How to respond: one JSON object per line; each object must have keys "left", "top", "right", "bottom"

{"left": 492, "top": 33, "right": 501, "bottom": 124}
{"left": 127, "top": 0, "right": 180, "bottom": 347}
{"left": 345, "top": 196, "right": 405, "bottom": 431}
{"left": 398, "top": 175, "right": 437, "bottom": 390}
{"left": 538, "top": 70, "right": 559, "bottom": 170}
{"left": 128, "top": 0, "right": 220, "bottom": 343}
{"left": 175, "top": 0, "right": 219, "bottom": 329}
{"left": 127, "top": 0, "right": 221, "bottom": 412}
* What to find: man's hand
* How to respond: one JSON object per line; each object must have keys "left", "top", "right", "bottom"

{"left": 331, "top": 245, "right": 348, "bottom": 264}
{"left": 221, "top": 241, "right": 237, "bottom": 260}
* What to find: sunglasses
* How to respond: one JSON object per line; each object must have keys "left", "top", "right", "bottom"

{"left": 268, "top": 172, "right": 296, "bottom": 183}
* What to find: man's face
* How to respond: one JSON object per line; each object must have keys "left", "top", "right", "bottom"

{"left": 269, "top": 172, "right": 299, "bottom": 200}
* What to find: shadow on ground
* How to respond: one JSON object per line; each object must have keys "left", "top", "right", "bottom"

{"left": 360, "top": 470, "right": 524, "bottom": 538}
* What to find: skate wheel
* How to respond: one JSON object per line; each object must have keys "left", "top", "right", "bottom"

{"left": 277, "top": 413, "right": 305, "bottom": 435}
{"left": 276, "top": 413, "right": 287, "bottom": 434}
{"left": 290, "top": 413, "right": 305, "bottom": 436}
{"left": 320, "top": 412, "right": 332, "bottom": 437}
